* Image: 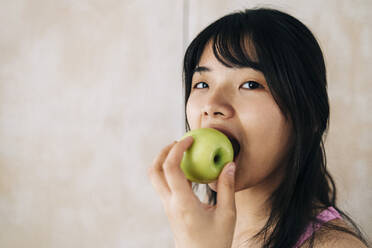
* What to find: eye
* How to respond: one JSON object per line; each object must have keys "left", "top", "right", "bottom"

{"left": 241, "top": 81, "right": 263, "bottom": 90}
{"left": 193, "top": 82, "right": 209, "bottom": 89}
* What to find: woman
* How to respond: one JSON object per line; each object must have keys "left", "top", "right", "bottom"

{"left": 148, "top": 8, "right": 369, "bottom": 248}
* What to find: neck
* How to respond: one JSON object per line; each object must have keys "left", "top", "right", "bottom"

{"left": 232, "top": 167, "right": 284, "bottom": 247}
{"left": 232, "top": 187, "right": 271, "bottom": 247}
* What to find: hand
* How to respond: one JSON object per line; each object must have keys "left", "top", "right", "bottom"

{"left": 148, "top": 136, "right": 237, "bottom": 248}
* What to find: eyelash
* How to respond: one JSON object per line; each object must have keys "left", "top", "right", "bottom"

{"left": 192, "top": 81, "right": 263, "bottom": 90}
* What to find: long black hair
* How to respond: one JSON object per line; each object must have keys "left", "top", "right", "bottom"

{"left": 182, "top": 7, "right": 369, "bottom": 248}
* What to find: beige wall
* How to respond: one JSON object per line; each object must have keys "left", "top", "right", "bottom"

{"left": 0, "top": 0, "right": 370, "bottom": 247}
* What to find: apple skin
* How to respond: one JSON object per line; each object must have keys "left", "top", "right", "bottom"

{"left": 180, "top": 128, "right": 234, "bottom": 183}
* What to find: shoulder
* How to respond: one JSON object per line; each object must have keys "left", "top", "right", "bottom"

{"left": 303, "top": 219, "right": 368, "bottom": 248}
{"left": 312, "top": 232, "right": 367, "bottom": 248}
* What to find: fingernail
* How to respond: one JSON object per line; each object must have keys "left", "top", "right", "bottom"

{"left": 226, "top": 162, "right": 236, "bottom": 176}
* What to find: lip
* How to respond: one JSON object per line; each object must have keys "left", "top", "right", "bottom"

{"left": 205, "top": 125, "right": 241, "bottom": 160}
{"left": 207, "top": 125, "right": 237, "bottom": 140}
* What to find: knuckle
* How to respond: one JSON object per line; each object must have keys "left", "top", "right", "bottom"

{"left": 163, "top": 159, "right": 177, "bottom": 173}
{"left": 165, "top": 196, "right": 199, "bottom": 229}
{"left": 180, "top": 211, "right": 193, "bottom": 227}
{"left": 147, "top": 165, "right": 158, "bottom": 177}
{"left": 162, "top": 141, "right": 176, "bottom": 153}
{"left": 173, "top": 205, "right": 193, "bottom": 225}
{"left": 160, "top": 146, "right": 170, "bottom": 155}
{"left": 150, "top": 156, "right": 159, "bottom": 166}
{"left": 170, "top": 197, "right": 187, "bottom": 212}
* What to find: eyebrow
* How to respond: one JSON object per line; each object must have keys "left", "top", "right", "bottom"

{"left": 193, "top": 66, "right": 211, "bottom": 73}
{"left": 193, "top": 64, "right": 263, "bottom": 74}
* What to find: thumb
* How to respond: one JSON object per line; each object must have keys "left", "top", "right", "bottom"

{"left": 216, "top": 162, "right": 236, "bottom": 215}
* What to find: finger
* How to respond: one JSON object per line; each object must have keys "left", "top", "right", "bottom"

{"left": 216, "top": 162, "right": 237, "bottom": 217}
{"left": 163, "top": 136, "right": 194, "bottom": 195}
{"left": 147, "top": 141, "right": 177, "bottom": 199}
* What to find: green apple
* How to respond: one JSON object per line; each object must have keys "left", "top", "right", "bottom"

{"left": 180, "top": 128, "right": 234, "bottom": 183}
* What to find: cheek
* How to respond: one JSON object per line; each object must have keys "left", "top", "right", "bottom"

{"left": 246, "top": 106, "right": 291, "bottom": 161}
{"left": 186, "top": 97, "right": 200, "bottom": 129}
{"left": 240, "top": 98, "right": 289, "bottom": 145}
{"left": 235, "top": 102, "right": 292, "bottom": 188}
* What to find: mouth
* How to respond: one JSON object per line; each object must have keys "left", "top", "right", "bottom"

{"left": 228, "top": 137, "right": 241, "bottom": 160}
{"left": 209, "top": 126, "right": 241, "bottom": 161}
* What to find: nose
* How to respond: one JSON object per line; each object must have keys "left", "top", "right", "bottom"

{"left": 202, "top": 90, "right": 234, "bottom": 120}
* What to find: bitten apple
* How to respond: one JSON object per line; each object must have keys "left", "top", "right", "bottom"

{"left": 180, "top": 128, "right": 234, "bottom": 183}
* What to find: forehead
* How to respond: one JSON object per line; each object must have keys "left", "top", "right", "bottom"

{"left": 204, "top": 34, "right": 259, "bottom": 62}
{"left": 198, "top": 42, "right": 218, "bottom": 65}
{"left": 195, "top": 41, "right": 263, "bottom": 76}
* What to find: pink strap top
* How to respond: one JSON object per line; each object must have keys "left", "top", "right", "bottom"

{"left": 294, "top": 206, "right": 342, "bottom": 248}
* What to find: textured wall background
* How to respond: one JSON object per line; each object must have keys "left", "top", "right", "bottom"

{"left": 0, "top": 0, "right": 370, "bottom": 247}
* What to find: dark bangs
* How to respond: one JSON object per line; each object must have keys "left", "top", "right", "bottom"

{"left": 183, "top": 11, "right": 263, "bottom": 108}
{"left": 211, "top": 18, "right": 262, "bottom": 71}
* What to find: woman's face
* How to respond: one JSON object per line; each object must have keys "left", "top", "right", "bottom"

{"left": 186, "top": 43, "right": 294, "bottom": 192}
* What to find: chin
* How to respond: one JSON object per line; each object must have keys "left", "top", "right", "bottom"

{"left": 208, "top": 182, "right": 217, "bottom": 192}
{"left": 207, "top": 180, "right": 247, "bottom": 193}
